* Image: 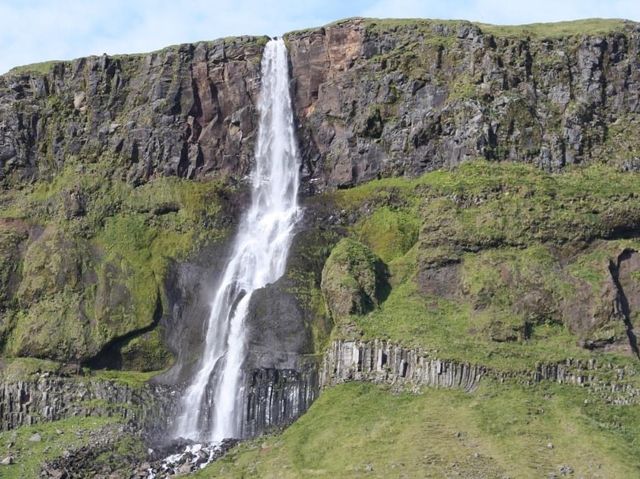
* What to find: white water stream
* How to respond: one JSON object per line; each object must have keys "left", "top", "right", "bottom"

{"left": 174, "top": 38, "right": 300, "bottom": 442}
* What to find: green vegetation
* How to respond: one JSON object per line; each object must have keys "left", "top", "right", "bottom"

{"left": 479, "top": 18, "right": 631, "bottom": 38}
{"left": 0, "top": 357, "right": 65, "bottom": 381}
{"left": 0, "top": 416, "right": 123, "bottom": 479}
{"left": 196, "top": 381, "right": 640, "bottom": 478}
{"left": 320, "top": 160, "right": 640, "bottom": 371}
{"left": 7, "top": 60, "right": 64, "bottom": 76}
{"left": 320, "top": 239, "right": 388, "bottom": 319}
{"left": 360, "top": 17, "right": 630, "bottom": 40}
{"left": 89, "top": 368, "right": 164, "bottom": 387}
{"left": 331, "top": 160, "right": 640, "bottom": 248}
{"left": 120, "top": 329, "right": 173, "bottom": 372}
{"left": 0, "top": 156, "right": 236, "bottom": 364}
{"left": 354, "top": 207, "right": 420, "bottom": 263}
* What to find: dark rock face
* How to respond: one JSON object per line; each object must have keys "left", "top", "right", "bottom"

{"left": 0, "top": 374, "right": 176, "bottom": 433}
{"left": 242, "top": 365, "right": 318, "bottom": 438}
{"left": 0, "top": 36, "right": 266, "bottom": 186}
{"left": 322, "top": 340, "right": 640, "bottom": 404}
{"left": 156, "top": 240, "right": 236, "bottom": 386}
{"left": 286, "top": 19, "right": 640, "bottom": 189}
{"left": 156, "top": 221, "right": 331, "bottom": 438}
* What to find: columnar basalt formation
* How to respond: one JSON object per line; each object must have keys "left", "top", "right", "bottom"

{"left": 242, "top": 366, "right": 318, "bottom": 438}
{"left": 321, "top": 339, "right": 485, "bottom": 391}
{"left": 0, "top": 375, "right": 177, "bottom": 432}
{"left": 322, "top": 340, "right": 640, "bottom": 404}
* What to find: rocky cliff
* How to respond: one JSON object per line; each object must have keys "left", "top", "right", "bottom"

{"left": 286, "top": 18, "right": 640, "bottom": 189}
{"left": 322, "top": 340, "right": 640, "bottom": 404}
{"left": 1, "top": 18, "right": 640, "bottom": 474}
{"left": 0, "top": 36, "right": 266, "bottom": 187}
{"left": 0, "top": 373, "right": 176, "bottom": 433}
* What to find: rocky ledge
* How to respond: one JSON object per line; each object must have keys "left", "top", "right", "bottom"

{"left": 322, "top": 340, "right": 640, "bottom": 404}
{"left": 0, "top": 373, "right": 177, "bottom": 433}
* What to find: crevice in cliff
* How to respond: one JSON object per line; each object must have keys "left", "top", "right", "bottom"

{"left": 608, "top": 249, "right": 639, "bottom": 359}
{"left": 83, "top": 290, "right": 165, "bottom": 370}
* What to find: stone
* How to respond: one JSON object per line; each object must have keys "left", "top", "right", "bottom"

{"left": 559, "top": 465, "right": 574, "bottom": 475}
{"left": 0, "top": 376, "right": 176, "bottom": 435}
{"left": 29, "top": 433, "right": 41, "bottom": 442}
{"left": 177, "top": 463, "right": 192, "bottom": 474}
{"left": 1, "top": 456, "right": 13, "bottom": 465}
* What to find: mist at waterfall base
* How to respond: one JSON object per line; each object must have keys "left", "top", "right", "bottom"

{"left": 156, "top": 38, "right": 300, "bottom": 472}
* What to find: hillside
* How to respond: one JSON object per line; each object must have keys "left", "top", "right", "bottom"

{"left": 1, "top": 17, "right": 640, "bottom": 478}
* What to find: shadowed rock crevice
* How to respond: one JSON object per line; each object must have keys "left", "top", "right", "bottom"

{"left": 608, "top": 249, "right": 640, "bottom": 359}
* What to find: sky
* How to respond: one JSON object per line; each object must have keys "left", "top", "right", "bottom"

{"left": 1, "top": 0, "right": 640, "bottom": 74}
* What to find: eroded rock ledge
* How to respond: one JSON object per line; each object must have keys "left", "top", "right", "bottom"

{"left": 322, "top": 340, "right": 640, "bottom": 404}
{"left": 0, "top": 375, "right": 177, "bottom": 433}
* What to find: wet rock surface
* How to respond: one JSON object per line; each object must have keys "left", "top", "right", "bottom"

{"left": 41, "top": 436, "right": 238, "bottom": 478}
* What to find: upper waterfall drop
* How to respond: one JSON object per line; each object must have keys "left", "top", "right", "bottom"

{"left": 174, "top": 38, "right": 301, "bottom": 442}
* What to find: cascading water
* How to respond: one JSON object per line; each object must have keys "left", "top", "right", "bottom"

{"left": 174, "top": 38, "right": 300, "bottom": 442}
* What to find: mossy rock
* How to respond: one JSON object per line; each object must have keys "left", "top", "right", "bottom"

{"left": 321, "top": 238, "right": 389, "bottom": 318}
{"left": 120, "top": 329, "right": 173, "bottom": 372}
{"left": 0, "top": 156, "right": 239, "bottom": 365}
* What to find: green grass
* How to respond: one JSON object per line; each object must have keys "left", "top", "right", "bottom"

{"left": 479, "top": 18, "right": 631, "bottom": 38}
{"left": 351, "top": 279, "right": 591, "bottom": 371}
{"left": 359, "top": 17, "right": 631, "bottom": 39}
{"left": 0, "top": 416, "right": 122, "bottom": 479}
{"left": 195, "top": 381, "right": 640, "bottom": 478}
{"left": 330, "top": 160, "right": 640, "bottom": 251}
{"left": 0, "top": 357, "right": 64, "bottom": 380}
{"left": 321, "top": 161, "right": 640, "bottom": 370}
{"left": 7, "top": 60, "right": 63, "bottom": 76}
{"left": 89, "top": 368, "right": 163, "bottom": 387}
{"left": 354, "top": 207, "right": 420, "bottom": 263}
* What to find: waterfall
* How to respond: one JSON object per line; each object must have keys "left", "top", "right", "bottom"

{"left": 174, "top": 38, "right": 300, "bottom": 442}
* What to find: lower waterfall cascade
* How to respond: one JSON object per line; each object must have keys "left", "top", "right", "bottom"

{"left": 173, "top": 38, "right": 301, "bottom": 442}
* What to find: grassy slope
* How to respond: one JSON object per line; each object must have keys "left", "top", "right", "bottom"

{"left": 322, "top": 161, "right": 640, "bottom": 372}
{"left": 0, "top": 416, "right": 125, "bottom": 478}
{"left": 196, "top": 381, "right": 640, "bottom": 478}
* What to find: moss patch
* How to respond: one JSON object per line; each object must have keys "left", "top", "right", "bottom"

{"left": 320, "top": 161, "right": 640, "bottom": 370}
{"left": 0, "top": 156, "right": 236, "bottom": 364}
{"left": 321, "top": 239, "right": 389, "bottom": 319}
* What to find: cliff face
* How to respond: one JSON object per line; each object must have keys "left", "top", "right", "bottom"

{"left": 0, "top": 36, "right": 265, "bottom": 187}
{"left": 286, "top": 18, "right": 640, "bottom": 189}
{"left": 6, "top": 18, "right": 640, "bottom": 192}
{"left": 1, "top": 19, "right": 640, "bottom": 462}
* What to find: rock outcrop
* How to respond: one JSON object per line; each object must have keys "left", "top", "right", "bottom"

{"left": 321, "top": 339, "right": 483, "bottom": 391}
{"left": 242, "top": 365, "right": 318, "bottom": 438}
{"left": 5, "top": 19, "right": 640, "bottom": 191}
{"left": 0, "top": 374, "right": 176, "bottom": 433}
{"left": 0, "top": 36, "right": 266, "bottom": 187}
{"left": 286, "top": 18, "right": 640, "bottom": 189}
{"left": 322, "top": 340, "right": 640, "bottom": 404}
